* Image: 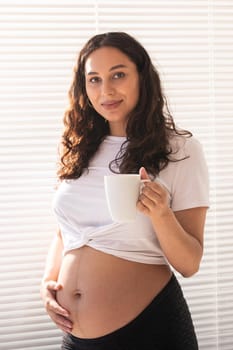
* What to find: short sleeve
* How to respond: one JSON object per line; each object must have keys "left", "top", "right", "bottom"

{"left": 160, "top": 136, "right": 210, "bottom": 212}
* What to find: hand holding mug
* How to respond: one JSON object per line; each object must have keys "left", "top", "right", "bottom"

{"left": 137, "top": 167, "right": 171, "bottom": 218}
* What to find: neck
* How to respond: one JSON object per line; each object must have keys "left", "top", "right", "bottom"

{"left": 109, "top": 123, "right": 127, "bottom": 137}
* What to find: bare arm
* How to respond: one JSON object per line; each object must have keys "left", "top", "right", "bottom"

{"left": 40, "top": 229, "right": 73, "bottom": 333}
{"left": 41, "top": 229, "right": 63, "bottom": 283}
{"left": 151, "top": 207, "right": 207, "bottom": 277}
{"left": 137, "top": 167, "right": 208, "bottom": 277}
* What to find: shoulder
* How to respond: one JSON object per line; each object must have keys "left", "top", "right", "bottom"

{"left": 169, "top": 134, "right": 204, "bottom": 162}
{"left": 160, "top": 134, "right": 209, "bottom": 211}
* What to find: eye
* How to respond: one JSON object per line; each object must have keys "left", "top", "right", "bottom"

{"left": 89, "top": 76, "right": 101, "bottom": 84}
{"left": 112, "top": 72, "right": 126, "bottom": 79}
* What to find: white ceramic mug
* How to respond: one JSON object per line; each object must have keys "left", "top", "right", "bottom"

{"left": 104, "top": 174, "right": 147, "bottom": 222}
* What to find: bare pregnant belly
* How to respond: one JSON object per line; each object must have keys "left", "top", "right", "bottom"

{"left": 56, "top": 246, "right": 171, "bottom": 338}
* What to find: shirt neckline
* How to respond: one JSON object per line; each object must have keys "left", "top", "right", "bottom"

{"left": 104, "top": 135, "right": 127, "bottom": 143}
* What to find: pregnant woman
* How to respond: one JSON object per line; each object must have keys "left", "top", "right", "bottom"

{"left": 40, "top": 32, "right": 209, "bottom": 350}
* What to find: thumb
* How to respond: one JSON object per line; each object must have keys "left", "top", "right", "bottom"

{"left": 45, "top": 280, "right": 63, "bottom": 292}
{"left": 139, "top": 167, "right": 150, "bottom": 180}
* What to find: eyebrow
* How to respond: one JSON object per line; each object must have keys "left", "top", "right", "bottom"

{"left": 86, "top": 64, "right": 128, "bottom": 75}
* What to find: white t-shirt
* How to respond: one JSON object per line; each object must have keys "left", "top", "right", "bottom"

{"left": 53, "top": 135, "right": 209, "bottom": 264}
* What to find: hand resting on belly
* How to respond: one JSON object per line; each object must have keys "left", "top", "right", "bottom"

{"left": 55, "top": 246, "right": 171, "bottom": 338}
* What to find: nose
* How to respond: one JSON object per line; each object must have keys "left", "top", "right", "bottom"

{"left": 101, "top": 80, "right": 115, "bottom": 96}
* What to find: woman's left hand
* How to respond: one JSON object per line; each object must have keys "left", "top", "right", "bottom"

{"left": 137, "top": 167, "right": 170, "bottom": 218}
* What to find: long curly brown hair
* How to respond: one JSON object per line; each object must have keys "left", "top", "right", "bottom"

{"left": 58, "top": 32, "right": 191, "bottom": 180}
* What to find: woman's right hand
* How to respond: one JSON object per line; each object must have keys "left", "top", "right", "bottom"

{"left": 41, "top": 280, "right": 73, "bottom": 333}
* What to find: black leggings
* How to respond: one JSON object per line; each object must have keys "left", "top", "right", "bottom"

{"left": 61, "top": 274, "right": 198, "bottom": 350}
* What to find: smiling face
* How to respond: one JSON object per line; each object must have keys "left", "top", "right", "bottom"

{"left": 85, "top": 46, "right": 140, "bottom": 136}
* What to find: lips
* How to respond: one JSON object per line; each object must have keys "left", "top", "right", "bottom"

{"left": 101, "top": 100, "right": 123, "bottom": 110}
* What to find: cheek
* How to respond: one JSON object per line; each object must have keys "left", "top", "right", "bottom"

{"left": 130, "top": 75, "right": 140, "bottom": 98}
{"left": 86, "top": 87, "right": 97, "bottom": 103}
{"left": 129, "top": 83, "right": 140, "bottom": 107}
{"left": 86, "top": 89, "right": 101, "bottom": 112}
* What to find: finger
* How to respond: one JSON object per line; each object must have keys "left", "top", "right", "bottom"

{"left": 46, "top": 281, "right": 63, "bottom": 291}
{"left": 138, "top": 193, "right": 156, "bottom": 211}
{"left": 58, "top": 325, "right": 72, "bottom": 334}
{"left": 144, "top": 182, "right": 168, "bottom": 202}
{"left": 137, "top": 199, "right": 150, "bottom": 215}
{"left": 145, "top": 181, "right": 164, "bottom": 193}
{"left": 52, "top": 317, "right": 73, "bottom": 333}
{"left": 46, "top": 298, "right": 70, "bottom": 318}
{"left": 155, "top": 177, "right": 170, "bottom": 193}
{"left": 54, "top": 314, "right": 73, "bottom": 333}
{"left": 142, "top": 186, "right": 162, "bottom": 203}
{"left": 152, "top": 181, "right": 171, "bottom": 201}
{"left": 139, "top": 167, "right": 150, "bottom": 180}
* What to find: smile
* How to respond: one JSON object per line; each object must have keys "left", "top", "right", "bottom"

{"left": 101, "top": 100, "right": 123, "bottom": 110}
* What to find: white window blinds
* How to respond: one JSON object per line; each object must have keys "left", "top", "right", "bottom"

{"left": 0, "top": 1, "right": 232, "bottom": 349}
